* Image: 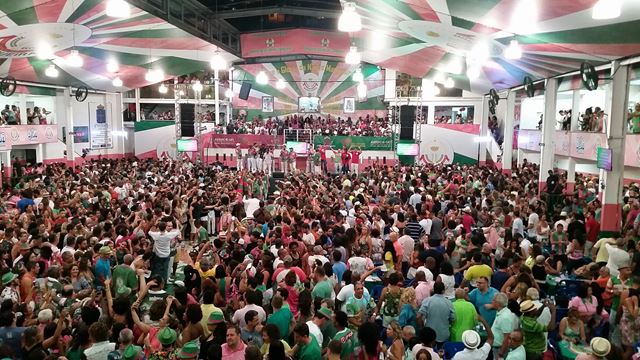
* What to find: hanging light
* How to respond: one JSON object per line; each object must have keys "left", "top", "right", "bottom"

{"left": 466, "top": 66, "right": 481, "bottom": 80}
{"left": 468, "top": 42, "right": 490, "bottom": 66}
{"left": 145, "top": 68, "right": 164, "bottom": 83}
{"left": 444, "top": 77, "right": 455, "bottom": 88}
{"left": 510, "top": 0, "right": 538, "bottom": 34}
{"left": 357, "top": 82, "right": 367, "bottom": 98}
{"left": 112, "top": 76, "right": 123, "bottom": 87}
{"left": 592, "top": 0, "right": 622, "bottom": 19}
{"left": 210, "top": 52, "right": 227, "bottom": 71}
{"left": 447, "top": 57, "right": 464, "bottom": 75}
{"left": 504, "top": 39, "right": 523, "bottom": 60}
{"left": 106, "top": 59, "right": 119, "bottom": 73}
{"left": 45, "top": 65, "right": 59, "bottom": 78}
{"left": 275, "top": 79, "right": 286, "bottom": 90}
{"left": 178, "top": 89, "right": 185, "bottom": 96}
{"left": 36, "top": 43, "right": 54, "bottom": 60}
{"left": 106, "top": 0, "right": 131, "bottom": 18}
{"left": 256, "top": 71, "right": 268, "bottom": 85}
{"left": 338, "top": 2, "right": 362, "bottom": 32}
{"left": 345, "top": 46, "right": 361, "bottom": 65}
{"left": 66, "top": 50, "right": 83, "bottom": 67}
{"left": 352, "top": 67, "right": 364, "bottom": 83}
{"left": 225, "top": 89, "right": 233, "bottom": 98}
{"left": 192, "top": 80, "right": 203, "bottom": 92}
{"left": 158, "top": 83, "right": 168, "bottom": 94}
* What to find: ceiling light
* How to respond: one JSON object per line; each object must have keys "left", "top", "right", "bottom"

{"left": 158, "top": 84, "right": 168, "bottom": 94}
{"left": 504, "top": 39, "right": 523, "bottom": 60}
{"left": 345, "top": 46, "right": 361, "bottom": 65}
{"left": 145, "top": 68, "right": 164, "bottom": 83}
{"left": 592, "top": 0, "right": 622, "bottom": 19}
{"left": 511, "top": 0, "right": 538, "bottom": 34}
{"left": 275, "top": 79, "right": 286, "bottom": 90}
{"left": 468, "top": 42, "right": 490, "bottom": 66}
{"left": 192, "top": 80, "right": 203, "bottom": 92}
{"left": 210, "top": 52, "right": 227, "bottom": 71}
{"left": 357, "top": 82, "right": 367, "bottom": 98}
{"left": 338, "top": 2, "right": 362, "bottom": 32}
{"left": 45, "top": 65, "right": 59, "bottom": 78}
{"left": 36, "top": 43, "right": 54, "bottom": 60}
{"left": 106, "top": 59, "right": 119, "bottom": 73}
{"left": 466, "top": 66, "right": 481, "bottom": 80}
{"left": 352, "top": 68, "right": 364, "bottom": 83}
{"left": 256, "top": 71, "right": 268, "bottom": 85}
{"left": 112, "top": 77, "right": 123, "bottom": 87}
{"left": 447, "top": 57, "right": 464, "bottom": 75}
{"left": 225, "top": 89, "right": 233, "bottom": 98}
{"left": 106, "top": 0, "right": 131, "bottom": 18}
{"left": 66, "top": 50, "right": 83, "bottom": 67}
{"left": 369, "top": 31, "right": 386, "bottom": 51}
{"left": 444, "top": 77, "right": 455, "bottom": 88}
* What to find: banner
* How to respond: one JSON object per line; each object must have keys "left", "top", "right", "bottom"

{"left": 241, "top": 29, "right": 350, "bottom": 58}
{"left": 313, "top": 135, "right": 393, "bottom": 151}
{"left": 89, "top": 102, "right": 113, "bottom": 149}
{"left": 0, "top": 125, "right": 58, "bottom": 150}
{"left": 570, "top": 132, "right": 605, "bottom": 160}
{"left": 204, "top": 134, "right": 280, "bottom": 149}
{"left": 555, "top": 131, "right": 571, "bottom": 156}
{"left": 517, "top": 129, "right": 541, "bottom": 152}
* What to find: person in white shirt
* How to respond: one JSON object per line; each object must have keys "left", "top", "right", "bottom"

{"left": 243, "top": 196, "right": 260, "bottom": 219}
{"left": 512, "top": 210, "right": 524, "bottom": 237}
{"left": 419, "top": 214, "right": 432, "bottom": 237}
{"left": 398, "top": 229, "right": 415, "bottom": 275}
{"left": 453, "top": 324, "right": 493, "bottom": 360}
{"left": 148, "top": 221, "right": 180, "bottom": 282}
{"left": 231, "top": 290, "right": 267, "bottom": 328}
{"left": 605, "top": 237, "right": 631, "bottom": 277}
{"left": 84, "top": 321, "right": 116, "bottom": 360}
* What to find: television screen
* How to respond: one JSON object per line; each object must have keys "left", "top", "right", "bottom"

{"left": 396, "top": 143, "right": 419, "bottom": 156}
{"left": 298, "top": 97, "right": 320, "bottom": 113}
{"left": 177, "top": 138, "right": 198, "bottom": 152}
{"left": 285, "top": 141, "right": 309, "bottom": 155}
{"left": 596, "top": 147, "right": 612, "bottom": 171}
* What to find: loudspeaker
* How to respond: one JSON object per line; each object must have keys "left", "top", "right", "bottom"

{"left": 180, "top": 103, "right": 195, "bottom": 137}
{"left": 400, "top": 105, "right": 415, "bottom": 140}
{"left": 239, "top": 82, "right": 252, "bottom": 100}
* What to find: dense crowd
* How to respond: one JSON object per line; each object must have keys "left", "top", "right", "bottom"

{"left": 0, "top": 156, "right": 639, "bottom": 360}
{"left": 1, "top": 105, "right": 51, "bottom": 125}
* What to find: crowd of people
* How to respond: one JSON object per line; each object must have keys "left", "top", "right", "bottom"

{"left": 1, "top": 105, "right": 51, "bottom": 125}
{"left": 0, "top": 156, "right": 639, "bottom": 360}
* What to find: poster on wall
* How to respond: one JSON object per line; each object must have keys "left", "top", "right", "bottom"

{"left": 73, "top": 126, "right": 89, "bottom": 143}
{"left": 343, "top": 97, "right": 355, "bottom": 113}
{"left": 90, "top": 103, "right": 113, "bottom": 149}
{"left": 262, "top": 96, "right": 274, "bottom": 113}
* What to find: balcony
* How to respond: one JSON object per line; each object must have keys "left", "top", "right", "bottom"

{"left": 0, "top": 125, "right": 59, "bottom": 150}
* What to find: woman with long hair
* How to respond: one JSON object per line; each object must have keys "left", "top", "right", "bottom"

{"left": 385, "top": 321, "right": 405, "bottom": 360}
{"left": 398, "top": 287, "right": 417, "bottom": 328}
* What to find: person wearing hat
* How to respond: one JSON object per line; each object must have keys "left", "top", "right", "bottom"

{"left": 575, "top": 337, "right": 611, "bottom": 360}
{"left": 452, "top": 315, "right": 493, "bottom": 359}
{"left": 519, "top": 299, "right": 557, "bottom": 360}
{"left": 305, "top": 306, "right": 333, "bottom": 347}
{"left": 122, "top": 344, "right": 143, "bottom": 360}
{"left": 95, "top": 245, "right": 112, "bottom": 286}
{"left": 148, "top": 327, "right": 179, "bottom": 360}
{"left": 221, "top": 326, "right": 247, "bottom": 359}
{"left": 0, "top": 272, "right": 19, "bottom": 303}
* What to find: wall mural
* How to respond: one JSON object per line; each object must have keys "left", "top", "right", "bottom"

{"left": 232, "top": 60, "right": 386, "bottom": 119}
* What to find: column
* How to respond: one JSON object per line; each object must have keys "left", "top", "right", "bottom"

{"left": 19, "top": 94, "right": 27, "bottom": 124}
{"left": 571, "top": 90, "right": 581, "bottom": 131}
{"left": 538, "top": 78, "right": 558, "bottom": 194}
{"left": 134, "top": 88, "right": 141, "bottom": 122}
{"left": 65, "top": 87, "right": 75, "bottom": 166}
{"left": 600, "top": 62, "right": 629, "bottom": 236}
{"left": 214, "top": 69, "right": 221, "bottom": 125}
{"left": 566, "top": 158, "right": 576, "bottom": 193}
{"left": 478, "top": 97, "right": 490, "bottom": 166}
{"left": 501, "top": 91, "right": 516, "bottom": 174}
{"left": 4, "top": 151, "right": 12, "bottom": 178}
{"left": 36, "top": 144, "right": 43, "bottom": 164}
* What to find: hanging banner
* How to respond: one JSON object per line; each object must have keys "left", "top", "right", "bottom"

{"left": 203, "top": 134, "right": 280, "bottom": 149}
{"left": 240, "top": 29, "right": 350, "bottom": 58}
{"left": 0, "top": 125, "right": 58, "bottom": 150}
{"left": 89, "top": 103, "right": 113, "bottom": 149}
{"left": 313, "top": 135, "right": 393, "bottom": 151}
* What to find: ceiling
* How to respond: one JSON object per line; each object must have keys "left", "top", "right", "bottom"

{"left": 0, "top": 0, "right": 238, "bottom": 91}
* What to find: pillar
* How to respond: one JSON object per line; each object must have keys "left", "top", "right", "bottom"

{"left": 214, "top": 69, "right": 221, "bottom": 126}
{"left": 571, "top": 90, "right": 581, "bottom": 131}
{"left": 501, "top": 91, "right": 516, "bottom": 174}
{"left": 538, "top": 78, "right": 558, "bottom": 194}
{"left": 478, "top": 97, "right": 490, "bottom": 166}
{"left": 36, "top": 144, "right": 43, "bottom": 164}
{"left": 4, "top": 151, "right": 12, "bottom": 178}
{"left": 134, "top": 88, "right": 141, "bottom": 122}
{"left": 600, "top": 62, "right": 629, "bottom": 236}
{"left": 566, "top": 158, "right": 576, "bottom": 193}
{"left": 65, "top": 87, "right": 75, "bottom": 167}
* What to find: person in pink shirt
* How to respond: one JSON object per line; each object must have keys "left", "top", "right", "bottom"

{"left": 414, "top": 270, "right": 434, "bottom": 305}
{"left": 221, "top": 326, "right": 247, "bottom": 359}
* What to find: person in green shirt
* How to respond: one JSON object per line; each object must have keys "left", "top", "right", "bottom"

{"left": 112, "top": 254, "right": 138, "bottom": 297}
{"left": 333, "top": 311, "right": 355, "bottom": 359}
{"left": 450, "top": 288, "right": 477, "bottom": 342}
{"left": 267, "top": 294, "right": 293, "bottom": 339}
{"left": 311, "top": 267, "right": 334, "bottom": 300}
{"left": 293, "top": 323, "right": 322, "bottom": 360}
{"left": 519, "top": 299, "right": 556, "bottom": 360}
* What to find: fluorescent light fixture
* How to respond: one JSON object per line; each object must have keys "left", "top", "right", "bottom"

{"left": 66, "top": 50, "right": 83, "bottom": 67}
{"left": 467, "top": 66, "right": 481, "bottom": 80}
{"left": 106, "top": 59, "right": 119, "bottom": 73}
{"left": 352, "top": 68, "right": 364, "bottom": 83}
{"left": 504, "top": 39, "right": 523, "bottom": 60}
{"left": 338, "top": 2, "right": 362, "bottom": 32}
{"left": 36, "top": 43, "right": 54, "bottom": 60}
{"left": 592, "top": 0, "right": 622, "bottom": 19}
{"left": 106, "top": 0, "right": 131, "bottom": 18}
{"left": 225, "top": 89, "right": 233, "bottom": 98}
{"left": 447, "top": 57, "right": 464, "bottom": 75}
{"left": 468, "top": 42, "right": 490, "bottom": 66}
{"left": 145, "top": 68, "right": 164, "bottom": 83}
{"left": 210, "top": 52, "right": 227, "bottom": 71}
{"left": 345, "top": 46, "right": 361, "bottom": 65}
{"left": 444, "top": 77, "right": 455, "bottom": 88}
{"left": 357, "top": 82, "right": 367, "bottom": 98}
{"left": 192, "top": 80, "right": 203, "bottom": 92}
{"left": 158, "top": 84, "right": 168, "bottom": 94}
{"left": 112, "top": 77, "right": 123, "bottom": 87}
{"left": 45, "top": 65, "right": 59, "bottom": 78}
{"left": 256, "top": 71, "right": 268, "bottom": 85}
{"left": 275, "top": 79, "right": 286, "bottom": 90}
{"left": 510, "top": 0, "right": 538, "bottom": 34}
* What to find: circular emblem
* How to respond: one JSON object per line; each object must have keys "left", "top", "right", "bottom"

{"left": 0, "top": 23, "right": 92, "bottom": 58}
{"left": 301, "top": 72, "right": 319, "bottom": 95}
{"left": 420, "top": 138, "right": 454, "bottom": 165}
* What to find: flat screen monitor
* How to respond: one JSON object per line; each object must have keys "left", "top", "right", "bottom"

{"left": 298, "top": 97, "right": 320, "bottom": 113}
{"left": 285, "top": 141, "right": 309, "bottom": 155}
{"left": 596, "top": 147, "right": 612, "bottom": 171}
{"left": 396, "top": 143, "right": 419, "bottom": 156}
{"left": 177, "top": 138, "right": 198, "bottom": 152}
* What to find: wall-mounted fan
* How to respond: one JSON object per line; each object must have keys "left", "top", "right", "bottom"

{"left": 74, "top": 86, "right": 88, "bottom": 102}
{"left": 0, "top": 76, "right": 16, "bottom": 97}
{"left": 580, "top": 62, "right": 600, "bottom": 91}
{"left": 487, "top": 88, "right": 508, "bottom": 115}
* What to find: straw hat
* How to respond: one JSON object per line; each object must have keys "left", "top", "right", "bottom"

{"left": 590, "top": 337, "right": 610, "bottom": 357}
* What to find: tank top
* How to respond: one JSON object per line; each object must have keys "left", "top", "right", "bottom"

{"left": 440, "top": 274, "right": 456, "bottom": 299}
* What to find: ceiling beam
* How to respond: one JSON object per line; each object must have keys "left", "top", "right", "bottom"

{"left": 211, "top": 6, "right": 341, "bottom": 19}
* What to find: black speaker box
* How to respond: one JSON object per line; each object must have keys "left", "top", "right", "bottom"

{"left": 400, "top": 105, "right": 415, "bottom": 140}
{"left": 239, "top": 82, "right": 252, "bottom": 100}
